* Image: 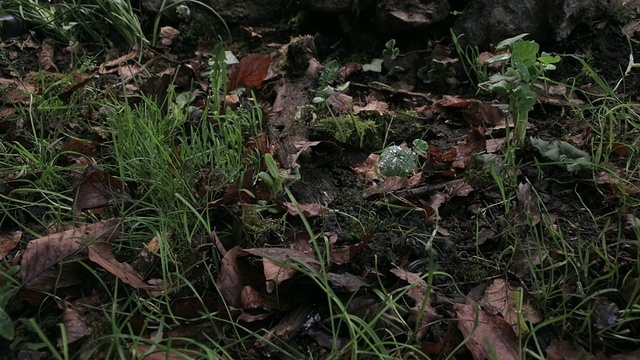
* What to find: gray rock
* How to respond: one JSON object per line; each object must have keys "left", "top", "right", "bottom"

{"left": 453, "top": 0, "right": 625, "bottom": 46}
{"left": 299, "top": 0, "right": 353, "bottom": 13}
{"left": 376, "top": 0, "right": 450, "bottom": 33}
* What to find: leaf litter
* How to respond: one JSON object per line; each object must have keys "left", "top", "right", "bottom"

{"left": 2, "top": 17, "right": 640, "bottom": 360}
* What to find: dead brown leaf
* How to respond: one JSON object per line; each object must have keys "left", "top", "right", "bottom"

{"left": 390, "top": 266, "right": 441, "bottom": 339}
{"left": 38, "top": 38, "right": 57, "bottom": 71}
{"left": 545, "top": 339, "right": 597, "bottom": 360}
{"left": 0, "top": 230, "right": 21, "bottom": 259}
{"left": 282, "top": 202, "right": 329, "bottom": 217}
{"left": 453, "top": 127, "right": 486, "bottom": 168}
{"left": 326, "top": 272, "right": 369, "bottom": 292}
{"left": 73, "top": 166, "right": 132, "bottom": 215}
{"left": 57, "top": 300, "right": 88, "bottom": 346}
{"left": 330, "top": 234, "right": 372, "bottom": 265}
{"left": 228, "top": 53, "right": 271, "bottom": 91}
{"left": 479, "top": 279, "right": 542, "bottom": 331}
{"left": 216, "top": 246, "right": 244, "bottom": 308}
{"left": 454, "top": 299, "right": 520, "bottom": 360}
{"left": 21, "top": 219, "right": 121, "bottom": 289}
{"left": 240, "top": 248, "right": 320, "bottom": 290}
{"left": 87, "top": 241, "right": 150, "bottom": 290}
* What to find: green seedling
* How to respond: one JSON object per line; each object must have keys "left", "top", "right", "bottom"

{"left": 383, "top": 39, "right": 400, "bottom": 60}
{"left": 378, "top": 139, "right": 428, "bottom": 177}
{"left": 258, "top": 153, "right": 293, "bottom": 198}
{"left": 451, "top": 30, "right": 489, "bottom": 86}
{"left": 484, "top": 34, "right": 560, "bottom": 147}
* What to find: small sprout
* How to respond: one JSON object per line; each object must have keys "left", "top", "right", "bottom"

{"left": 319, "top": 59, "right": 340, "bottom": 88}
{"left": 383, "top": 39, "right": 400, "bottom": 60}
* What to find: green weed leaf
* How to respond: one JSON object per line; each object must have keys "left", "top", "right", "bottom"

{"left": 383, "top": 39, "right": 399, "bottom": 60}
{"left": 0, "top": 307, "right": 14, "bottom": 340}
{"left": 531, "top": 137, "right": 591, "bottom": 174}
{"left": 319, "top": 59, "right": 340, "bottom": 88}
{"left": 412, "top": 139, "right": 429, "bottom": 156}
{"left": 378, "top": 146, "right": 417, "bottom": 177}
{"left": 495, "top": 33, "right": 529, "bottom": 50}
{"left": 511, "top": 40, "right": 539, "bottom": 70}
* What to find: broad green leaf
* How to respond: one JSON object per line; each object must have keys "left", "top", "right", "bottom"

{"left": 538, "top": 52, "right": 561, "bottom": 64}
{"left": 412, "top": 139, "right": 429, "bottom": 156}
{"left": 484, "top": 52, "right": 511, "bottom": 64}
{"left": 511, "top": 40, "right": 539, "bottom": 70}
{"left": 531, "top": 137, "right": 591, "bottom": 174}
{"left": 0, "top": 307, "right": 14, "bottom": 340}
{"left": 378, "top": 146, "right": 417, "bottom": 177}
{"left": 495, "top": 33, "right": 529, "bottom": 50}
{"left": 336, "top": 81, "right": 350, "bottom": 92}
{"left": 316, "top": 86, "right": 334, "bottom": 100}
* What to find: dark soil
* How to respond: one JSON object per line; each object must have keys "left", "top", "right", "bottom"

{"left": 2, "top": 5, "right": 640, "bottom": 359}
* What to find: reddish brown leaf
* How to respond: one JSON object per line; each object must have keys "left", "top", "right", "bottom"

{"left": 330, "top": 234, "right": 372, "bottom": 265}
{"left": 326, "top": 272, "right": 369, "bottom": 292}
{"left": 21, "top": 219, "right": 121, "bottom": 289}
{"left": 0, "top": 230, "right": 21, "bottom": 259}
{"left": 453, "top": 127, "right": 486, "bottom": 168}
{"left": 390, "top": 266, "right": 441, "bottom": 339}
{"left": 282, "top": 202, "right": 329, "bottom": 217}
{"left": 240, "top": 248, "right": 320, "bottom": 289}
{"left": 454, "top": 299, "right": 520, "bottom": 360}
{"left": 61, "top": 138, "right": 99, "bottom": 158}
{"left": 87, "top": 241, "right": 149, "bottom": 290}
{"left": 58, "top": 74, "right": 94, "bottom": 104}
{"left": 38, "top": 38, "right": 57, "bottom": 71}
{"left": 437, "top": 95, "right": 475, "bottom": 108}
{"left": 73, "top": 166, "right": 132, "bottom": 215}
{"left": 216, "top": 246, "right": 244, "bottom": 308}
{"left": 545, "top": 339, "right": 597, "bottom": 360}
{"left": 463, "top": 101, "right": 503, "bottom": 126}
{"left": 227, "top": 53, "right": 270, "bottom": 91}
{"left": 57, "top": 300, "right": 88, "bottom": 346}
{"left": 479, "top": 279, "right": 542, "bottom": 331}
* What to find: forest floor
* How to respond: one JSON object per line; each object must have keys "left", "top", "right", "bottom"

{"left": 2, "top": 5, "right": 640, "bottom": 359}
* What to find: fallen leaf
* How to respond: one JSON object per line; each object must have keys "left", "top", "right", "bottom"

{"left": 98, "top": 46, "right": 140, "bottom": 74}
{"left": 545, "top": 339, "right": 597, "bottom": 360}
{"left": 0, "top": 231, "right": 21, "bottom": 259}
{"left": 38, "top": 38, "right": 57, "bottom": 71}
{"left": 282, "top": 202, "right": 329, "bottom": 217}
{"left": 390, "top": 266, "right": 440, "bottom": 339}
{"left": 330, "top": 234, "right": 372, "bottom": 265}
{"left": 21, "top": 219, "right": 121, "bottom": 289}
{"left": 157, "top": 26, "right": 180, "bottom": 48}
{"left": 453, "top": 127, "right": 486, "bottom": 168}
{"left": 73, "top": 166, "right": 132, "bottom": 215}
{"left": 240, "top": 248, "right": 320, "bottom": 289}
{"left": 326, "top": 272, "right": 369, "bottom": 292}
{"left": 87, "top": 241, "right": 149, "bottom": 290}
{"left": 57, "top": 300, "right": 88, "bottom": 346}
{"left": 216, "top": 246, "right": 244, "bottom": 308}
{"left": 437, "top": 95, "right": 475, "bottom": 108}
{"left": 479, "top": 279, "right": 542, "bottom": 331}
{"left": 454, "top": 299, "right": 520, "bottom": 360}
{"left": 228, "top": 53, "right": 270, "bottom": 91}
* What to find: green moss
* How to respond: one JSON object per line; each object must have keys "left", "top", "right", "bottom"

{"left": 311, "top": 114, "right": 381, "bottom": 149}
